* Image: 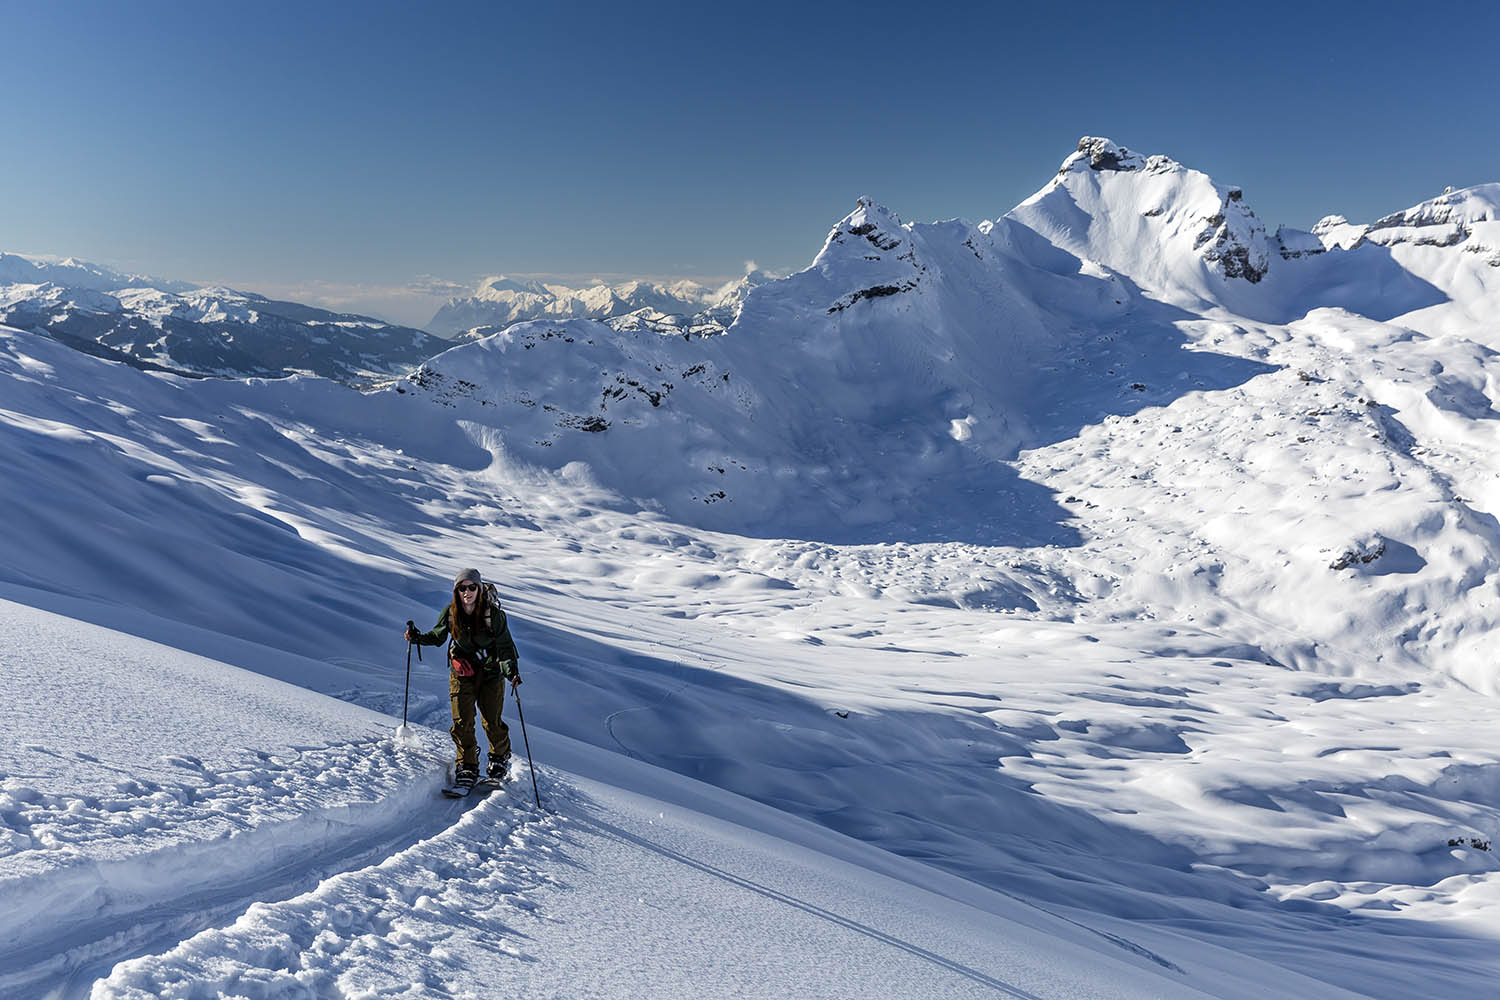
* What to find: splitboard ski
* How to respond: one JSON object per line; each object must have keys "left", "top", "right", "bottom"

{"left": 441, "top": 775, "right": 505, "bottom": 798}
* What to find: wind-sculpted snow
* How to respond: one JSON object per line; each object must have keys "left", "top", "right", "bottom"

{"left": 1008, "top": 305, "right": 1500, "bottom": 686}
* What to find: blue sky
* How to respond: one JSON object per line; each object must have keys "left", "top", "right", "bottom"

{"left": 3, "top": 0, "right": 1494, "bottom": 327}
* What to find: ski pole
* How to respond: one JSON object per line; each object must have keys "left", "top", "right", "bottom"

{"left": 403, "top": 622, "right": 415, "bottom": 726}
{"left": 512, "top": 680, "right": 541, "bottom": 807}
{"left": 396, "top": 621, "right": 420, "bottom": 745}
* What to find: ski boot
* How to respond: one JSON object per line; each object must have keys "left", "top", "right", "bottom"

{"left": 441, "top": 766, "right": 479, "bottom": 798}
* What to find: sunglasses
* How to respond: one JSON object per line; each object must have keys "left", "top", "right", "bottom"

{"left": 457, "top": 583, "right": 479, "bottom": 593}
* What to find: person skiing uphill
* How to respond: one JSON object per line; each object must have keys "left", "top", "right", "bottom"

{"left": 405, "top": 568, "right": 522, "bottom": 791}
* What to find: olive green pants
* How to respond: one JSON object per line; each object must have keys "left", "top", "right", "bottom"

{"left": 449, "top": 671, "right": 511, "bottom": 773}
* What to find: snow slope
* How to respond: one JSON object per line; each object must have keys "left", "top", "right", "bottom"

{"left": 2, "top": 318, "right": 1497, "bottom": 996}
{"left": 6, "top": 136, "right": 1500, "bottom": 995}
{"left": 4, "top": 598, "right": 1330, "bottom": 1000}
{"left": 0, "top": 601, "right": 452, "bottom": 998}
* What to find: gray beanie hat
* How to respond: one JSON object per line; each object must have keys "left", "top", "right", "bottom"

{"left": 453, "top": 568, "right": 482, "bottom": 590}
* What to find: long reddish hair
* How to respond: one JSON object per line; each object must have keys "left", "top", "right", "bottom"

{"left": 447, "top": 582, "right": 489, "bottom": 644}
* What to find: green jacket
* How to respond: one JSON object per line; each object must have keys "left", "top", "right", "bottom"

{"left": 413, "top": 603, "right": 520, "bottom": 680}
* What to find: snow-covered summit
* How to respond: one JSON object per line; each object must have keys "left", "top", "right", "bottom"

{"left": 821, "top": 196, "right": 910, "bottom": 250}
{"left": 1311, "top": 214, "right": 1369, "bottom": 250}
{"left": 0, "top": 251, "right": 196, "bottom": 294}
{"left": 1360, "top": 183, "right": 1500, "bottom": 262}
{"left": 1373, "top": 182, "right": 1500, "bottom": 231}
{"left": 472, "top": 274, "right": 550, "bottom": 298}
{"left": 1307, "top": 185, "right": 1500, "bottom": 258}
{"left": 1009, "top": 136, "right": 1273, "bottom": 301}
{"left": 387, "top": 138, "right": 1500, "bottom": 689}
{"left": 802, "top": 196, "right": 928, "bottom": 303}
{"left": 1059, "top": 136, "right": 1153, "bottom": 174}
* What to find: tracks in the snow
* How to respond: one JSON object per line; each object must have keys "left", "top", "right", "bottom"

{"left": 0, "top": 784, "right": 474, "bottom": 1000}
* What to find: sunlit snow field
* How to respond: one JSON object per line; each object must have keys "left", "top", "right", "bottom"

{"left": 5, "top": 139, "right": 1500, "bottom": 997}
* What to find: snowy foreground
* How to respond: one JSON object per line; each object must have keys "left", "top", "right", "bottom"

{"left": 7, "top": 138, "right": 1500, "bottom": 995}
{"left": 3, "top": 599, "right": 1321, "bottom": 1000}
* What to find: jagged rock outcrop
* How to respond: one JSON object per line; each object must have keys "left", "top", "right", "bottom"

{"left": 1275, "top": 226, "right": 1326, "bottom": 260}
{"left": 1363, "top": 184, "right": 1500, "bottom": 264}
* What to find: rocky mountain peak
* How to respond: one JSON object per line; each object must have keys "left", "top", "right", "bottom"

{"left": 1362, "top": 184, "right": 1500, "bottom": 260}
{"left": 1013, "top": 138, "right": 1272, "bottom": 289}
{"left": 1064, "top": 137, "right": 1150, "bottom": 174}
{"left": 1305, "top": 186, "right": 1500, "bottom": 259}
{"left": 473, "top": 275, "right": 550, "bottom": 299}
{"left": 1372, "top": 183, "right": 1500, "bottom": 231}
{"left": 815, "top": 197, "right": 910, "bottom": 265}
{"left": 846, "top": 197, "right": 906, "bottom": 241}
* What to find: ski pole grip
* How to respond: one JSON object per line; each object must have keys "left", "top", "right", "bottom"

{"left": 407, "top": 620, "right": 422, "bottom": 661}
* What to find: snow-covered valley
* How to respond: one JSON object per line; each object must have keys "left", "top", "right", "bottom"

{"left": 5, "top": 137, "right": 1500, "bottom": 996}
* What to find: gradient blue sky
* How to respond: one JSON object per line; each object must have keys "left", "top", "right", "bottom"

{"left": 3, "top": 0, "right": 1495, "bottom": 326}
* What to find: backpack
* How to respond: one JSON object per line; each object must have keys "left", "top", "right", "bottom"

{"left": 480, "top": 581, "right": 504, "bottom": 630}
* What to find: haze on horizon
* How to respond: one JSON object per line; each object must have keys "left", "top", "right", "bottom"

{"left": 2, "top": 0, "right": 1494, "bottom": 328}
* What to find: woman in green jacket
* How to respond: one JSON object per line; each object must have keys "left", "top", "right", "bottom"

{"left": 405, "top": 568, "right": 522, "bottom": 789}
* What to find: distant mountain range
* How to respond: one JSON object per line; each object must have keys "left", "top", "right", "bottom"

{"left": 427, "top": 271, "right": 774, "bottom": 342}
{"left": 0, "top": 253, "right": 441, "bottom": 383}
{"left": 373, "top": 136, "right": 1500, "bottom": 710}
{"left": 0, "top": 253, "right": 780, "bottom": 382}
{"left": 401, "top": 137, "right": 1500, "bottom": 542}
{"left": 7, "top": 135, "right": 1496, "bottom": 407}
